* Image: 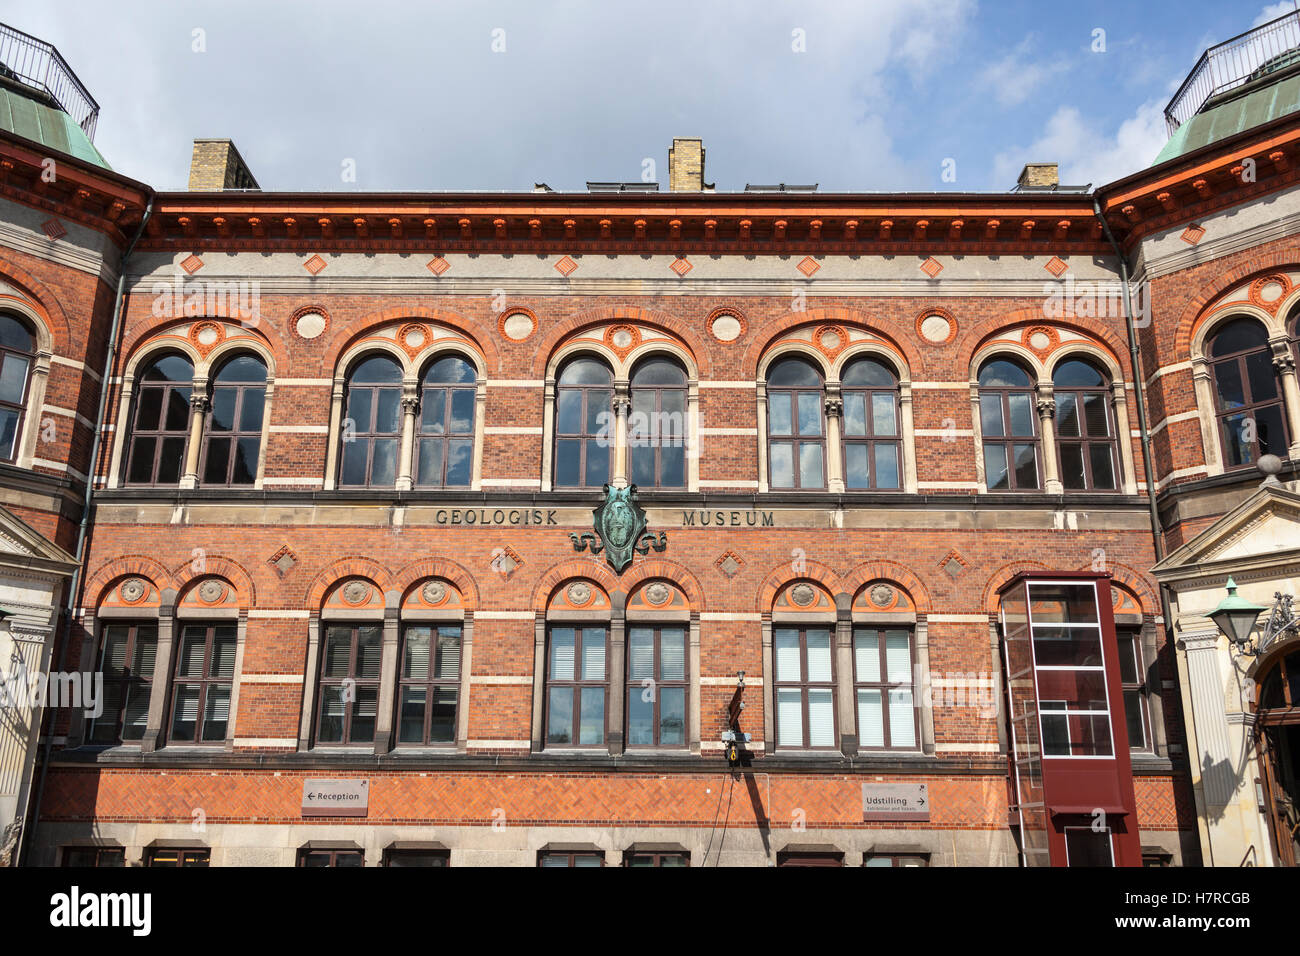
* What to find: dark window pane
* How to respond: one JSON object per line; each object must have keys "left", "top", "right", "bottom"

{"left": 399, "top": 687, "right": 426, "bottom": 743}
{"left": 213, "top": 354, "right": 266, "bottom": 384}
{"left": 1008, "top": 393, "right": 1034, "bottom": 436}
{"left": 135, "top": 388, "right": 163, "bottom": 430}
{"left": 418, "top": 439, "right": 443, "bottom": 486}
{"left": 422, "top": 389, "right": 446, "bottom": 434}
{"left": 157, "top": 438, "right": 186, "bottom": 484}
{"left": 1123, "top": 689, "right": 1146, "bottom": 749}
{"left": 627, "top": 689, "right": 652, "bottom": 746}
{"left": 0, "top": 408, "right": 18, "bottom": 459}
{"left": 799, "top": 443, "right": 824, "bottom": 489}
{"left": 555, "top": 439, "right": 581, "bottom": 486}
{"left": 1257, "top": 405, "right": 1289, "bottom": 457}
{"left": 232, "top": 438, "right": 259, "bottom": 484}
{"left": 128, "top": 437, "right": 156, "bottom": 483}
{"left": 450, "top": 390, "right": 475, "bottom": 433}
{"left": 844, "top": 443, "right": 870, "bottom": 489}
{"left": 584, "top": 440, "right": 609, "bottom": 486}
{"left": 984, "top": 444, "right": 1008, "bottom": 490}
{"left": 1013, "top": 443, "right": 1039, "bottom": 489}
{"left": 0, "top": 314, "right": 33, "bottom": 352}
{"left": 558, "top": 359, "right": 612, "bottom": 386}
{"left": 351, "top": 355, "right": 401, "bottom": 383}
{"left": 346, "top": 389, "right": 372, "bottom": 431}
{"left": 579, "top": 686, "right": 605, "bottom": 745}
{"left": 430, "top": 688, "right": 457, "bottom": 743}
{"left": 659, "top": 686, "right": 686, "bottom": 746}
{"left": 340, "top": 440, "right": 368, "bottom": 486}
{"left": 445, "top": 439, "right": 473, "bottom": 486}
{"left": 1088, "top": 443, "right": 1116, "bottom": 489}
{"left": 370, "top": 438, "right": 397, "bottom": 485}
{"left": 586, "top": 389, "right": 612, "bottom": 434}
{"left": 769, "top": 394, "right": 793, "bottom": 436}
{"left": 979, "top": 359, "right": 1031, "bottom": 387}
{"left": 980, "top": 394, "right": 1005, "bottom": 437}
{"left": 768, "top": 358, "right": 821, "bottom": 387}
{"left": 874, "top": 443, "right": 899, "bottom": 489}
{"left": 630, "top": 445, "right": 654, "bottom": 486}
{"left": 209, "top": 389, "right": 236, "bottom": 431}
{"left": 1060, "top": 444, "right": 1086, "bottom": 490}
{"left": 546, "top": 688, "right": 573, "bottom": 744}
{"left": 239, "top": 389, "right": 265, "bottom": 432}
{"left": 1055, "top": 393, "right": 1080, "bottom": 437}
{"left": 797, "top": 393, "right": 822, "bottom": 436}
{"left": 375, "top": 389, "right": 401, "bottom": 433}
{"left": 770, "top": 442, "right": 794, "bottom": 488}
{"left": 660, "top": 445, "right": 685, "bottom": 487}
{"left": 1082, "top": 393, "right": 1110, "bottom": 437}
{"left": 203, "top": 438, "right": 231, "bottom": 484}
{"left": 556, "top": 390, "right": 582, "bottom": 434}
{"left": 1053, "top": 359, "right": 1104, "bottom": 388}
{"left": 1209, "top": 318, "right": 1268, "bottom": 357}
{"left": 164, "top": 389, "right": 191, "bottom": 431}
{"left": 1214, "top": 361, "right": 1245, "bottom": 409}
{"left": 0, "top": 354, "right": 29, "bottom": 404}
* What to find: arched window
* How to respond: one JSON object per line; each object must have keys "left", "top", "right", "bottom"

{"left": 1208, "top": 317, "right": 1290, "bottom": 468}
{"left": 126, "top": 353, "right": 194, "bottom": 486}
{"left": 841, "top": 356, "right": 900, "bottom": 490}
{"left": 629, "top": 357, "right": 687, "bottom": 489}
{"left": 554, "top": 357, "right": 613, "bottom": 488}
{"left": 0, "top": 312, "right": 34, "bottom": 463}
{"left": 767, "top": 357, "right": 826, "bottom": 490}
{"left": 979, "top": 358, "right": 1040, "bottom": 491}
{"left": 339, "top": 355, "right": 402, "bottom": 487}
{"left": 201, "top": 354, "right": 266, "bottom": 486}
{"left": 416, "top": 355, "right": 476, "bottom": 488}
{"left": 1053, "top": 358, "right": 1118, "bottom": 491}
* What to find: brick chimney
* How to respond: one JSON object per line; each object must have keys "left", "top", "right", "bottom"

{"left": 188, "top": 139, "right": 260, "bottom": 190}
{"left": 668, "top": 137, "right": 708, "bottom": 192}
{"left": 1016, "top": 162, "right": 1059, "bottom": 190}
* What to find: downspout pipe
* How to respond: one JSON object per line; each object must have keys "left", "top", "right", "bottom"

{"left": 17, "top": 196, "right": 154, "bottom": 866}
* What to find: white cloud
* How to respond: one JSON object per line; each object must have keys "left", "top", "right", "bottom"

{"left": 1255, "top": 2, "right": 1298, "bottom": 27}
{"left": 978, "top": 36, "right": 1072, "bottom": 108}
{"left": 0, "top": 0, "right": 978, "bottom": 192}
{"left": 991, "top": 100, "right": 1169, "bottom": 189}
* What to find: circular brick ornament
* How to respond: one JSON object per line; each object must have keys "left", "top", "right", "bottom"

{"left": 500, "top": 311, "right": 537, "bottom": 342}
{"left": 293, "top": 307, "right": 330, "bottom": 341}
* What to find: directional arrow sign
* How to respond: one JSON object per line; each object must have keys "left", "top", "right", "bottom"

{"left": 862, "top": 783, "right": 930, "bottom": 822}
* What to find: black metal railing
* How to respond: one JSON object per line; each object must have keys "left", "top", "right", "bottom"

{"left": 0, "top": 21, "right": 99, "bottom": 140}
{"left": 1165, "top": 9, "right": 1300, "bottom": 134}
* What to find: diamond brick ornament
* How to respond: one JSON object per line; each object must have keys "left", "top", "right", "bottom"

{"left": 669, "top": 257, "right": 693, "bottom": 277}
{"left": 427, "top": 256, "right": 450, "bottom": 276}
{"left": 920, "top": 256, "right": 943, "bottom": 278}
{"left": 1044, "top": 256, "right": 1068, "bottom": 277}
{"left": 554, "top": 255, "right": 578, "bottom": 277}
{"left": 1181, "top": 223, "right": 1206, "bottom": 245}
{"left": 797, "top": 256, "right": 820, "bottom": 277}
{"left": 42, "top": 218, "right": 67, "bottom": 241}
{"left": 180, "top": 253, "right": 204, "bottom": 274}
{"left": 303, "top": 254, "right": 327, "bottom": 275}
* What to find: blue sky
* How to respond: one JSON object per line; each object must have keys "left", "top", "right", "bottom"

{"left": 4, "top": 0, "right": 1296, "bottom": 192}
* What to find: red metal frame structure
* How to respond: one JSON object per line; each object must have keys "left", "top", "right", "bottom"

{"left": 999, "top": 571, "right": 1140, "bottom": 867}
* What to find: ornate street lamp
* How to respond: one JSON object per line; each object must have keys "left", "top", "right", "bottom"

{"left": 1210, "top": 577, "right": 1298, "bottom": 657}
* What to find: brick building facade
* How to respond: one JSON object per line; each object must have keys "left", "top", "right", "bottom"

{"left": 4, "top": 16, "right": 1300, "bottom": 868}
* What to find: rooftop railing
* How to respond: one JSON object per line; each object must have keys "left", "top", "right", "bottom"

{"left": 0, "top": 22, "right": 99, "bottom": 140}
{"left": 1165, "top": 9, "right": 1300, "bottom": 134}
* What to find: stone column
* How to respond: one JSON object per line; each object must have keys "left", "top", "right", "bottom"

{"left": 1036, "top": 387, "right": 1062, "bottom": 493}
{"left": 1111, "top": 381, "right": 1138, "bottom": 495}
{"left": 396, "top": 387, "right": 419, "bottom": 491}
{"left": 1141, "top": 621, "right": 1166, "bottom": 757}
{"left": 970, "top": 382, "right": 987, "bottom": 491}
{"left": 824, "top": 386, "right": 845, "bottom": 493}
{"left": 761, "top": 616, "right": 775, "bottom": 748}
{"left": 141, "top": 600, "right": 176, "bottom": 753}
{"left": 323, "top": 378, "right": 345, "bottom": 490}
{"left": 688, "top": 612, "right": 701, "bottom": 753}
{"left": 457, "top": 615, "right": 473, "bottom": 750}
{"left": 297, "top": 613, "right": 322, "bottom": 751}
{"left": 1191, "top": 359, "right": 1223, "bottom": 474}
{"left": 540, "top": 379, "right": 556, "bottom": 492}
{"left": 607, "top": 596, "right": 626, "bottom": 755}
{"left": 756, "top": 382, "right": 770, "bottom": 493}
{"left": 373, "top": 603, "right": 400, "bottom": 754}
{"left": 1271, "top": 347, "right": 1300, "bottom": 459}
{"left": 611, "top": 385, "right": 630, "bottom": 488}
{"left": 1178, "top": 629, "right": 1236, "bottom": 807}
{"left": 899, "top": 382, "right": 918, "bottom": 493}
{"left": 225, "top": 613, "right": 247, "bottom": 751}
{"left": 180, "top": 384, "right": 209, "bottom": 489}
{"left": 834, "top": 596, "right": 856, "bottom": 754}
{"left": 530, "top": 613, "right": 546, "bottom": 752}
{"left": 686, "top": 382, "right": 700, "bottom": 492}
{"left": 985, "top": 620, "right": 1004, "bottom": 756}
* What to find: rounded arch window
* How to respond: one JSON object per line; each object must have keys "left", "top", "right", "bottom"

{"left": 202, "top": 353, "right": 267, "bottom": 486}
{"left": 1207, "top": 317, "right": 1290, "bottom": 469}
{"left": 0, "top": 311, "right": 36, "bottom": 462}
{"left": 555, "top": 356, "right": 614, "bottom": 488}
{"left": 416, "top": 354, "right": 477, "bottom": 488}
{"left": 126, "top": 352, "right": 194, "bottom": 485}
{"left": 1052, "top": 357, "right": 1118, "bottom": 491}
{"left": 978, "top": 357, "right": 1040, "bottom": 491}
{"left": 340, "top": 354, "right": 402, "bottom": 487}
{"left": 629, "top": 356, "right": 687, "bottom": 489}
{"left": 840, "top": 356, "right": 900, "bottom": 490}
{"left": 766, "top": 356, "right": 826, "bottom": 490}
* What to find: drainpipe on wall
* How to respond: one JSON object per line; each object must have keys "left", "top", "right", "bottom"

{"left": 17, "top": 196, "right": 154, "bottom": 867}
